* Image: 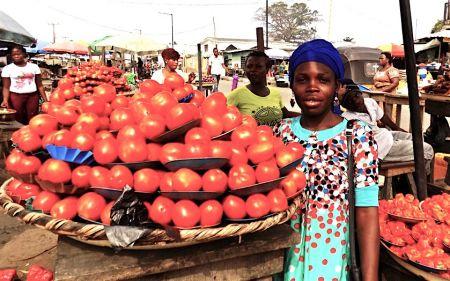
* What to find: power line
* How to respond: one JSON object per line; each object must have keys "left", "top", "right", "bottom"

{"left": 108, "top": 0, "right": 260, "bottom": 7}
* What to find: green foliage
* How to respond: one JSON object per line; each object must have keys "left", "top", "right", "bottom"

{"left": 431, "top": 19, "right": 444, "bottom": 33}
{"left": 255, "top": 1, "right": 319, "bottom": 43}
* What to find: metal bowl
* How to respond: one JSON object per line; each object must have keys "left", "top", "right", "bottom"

{"left": 224, "top": 213, "right": 276, "bottom": 223}
{"left": 0, "top": 108, "right": 16, "bottom": 122}
{"left": 159, "top": 191, "right": 223, "bottom": 201}
{"left": 386, "top": 212, "right": 427, "bottom": 224}
{"left": 103, "top": 160, "right": 163, "bottom": 171}
{"left": 229, "top": 177, "right": 286, "bottom": 197}
{"left": 279, "top": 158, "right": 303, "bottom": 176}
{"left": 151, "top": 119, "right": 201, "bottom": 143}
{"left": 164, "top": 157, "right": 228, "bottom": 171}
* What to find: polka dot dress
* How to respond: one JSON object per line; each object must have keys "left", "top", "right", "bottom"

{"left": 273, "top": 117, "right": 379, "bottom": 281}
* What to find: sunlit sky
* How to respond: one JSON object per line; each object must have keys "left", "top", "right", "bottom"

{"left": 2, "top": 0, "right": 446, "bottom": 49}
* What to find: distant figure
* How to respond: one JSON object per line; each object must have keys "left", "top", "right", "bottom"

{"left": 1, "top": 45, "right": 48, "bottom": 124}
{"left": 373, "top": 52, "right": 399, "bottom": 94}
{"left": 151, "top": 48, "right": 195, "bottom": 84}
{"left": 207, "top": 47, "right": 227, "bottom": 92}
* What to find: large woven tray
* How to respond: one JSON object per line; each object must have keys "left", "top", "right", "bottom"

{"left": 0, "top": 178, "right": 303, "bottom": 250}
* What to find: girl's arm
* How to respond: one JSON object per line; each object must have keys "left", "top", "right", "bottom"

{"left": 356, "top": 206, "right": 379, "bottom": 281}
{"left": 35, "top": 74, "right": 48, "bottom": 102}
{"left": 1, "top": 77, "right": 11, "bottom": 107}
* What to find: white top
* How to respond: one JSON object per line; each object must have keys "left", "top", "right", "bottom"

{"left": 208, "top": 55, "right": 225, "bottom": 76}
{"left": 1, "top": 62, "right": 41, "bottom": 94}
{"left": 151, "top": 69, "right": 189, "bottom": 84}
{"left": 342, "top": 98, "right": 393, "bottom": 160}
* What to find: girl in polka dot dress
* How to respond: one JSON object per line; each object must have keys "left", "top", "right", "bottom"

{"left": 273, "top": 39, "right": 380, "bottom": 281}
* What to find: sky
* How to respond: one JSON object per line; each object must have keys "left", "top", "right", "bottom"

{"left": 1, "top": 0, "right": 446, "bottom": 50}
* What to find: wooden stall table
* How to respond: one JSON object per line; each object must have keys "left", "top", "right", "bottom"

{"left": 422, "top": 93, "right": 450, "bottom": 154}
{"left": 194, "top": 82, "right": 214, "bottom": 97}
{"left": 0, "top": 120, "right": 23, "bottom": 160}
{"left": 54, "top": 224, "right": 299, "bottom": 281}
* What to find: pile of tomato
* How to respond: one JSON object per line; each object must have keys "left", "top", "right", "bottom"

{"left": 379, "top": 193, "right": 450, "bottom": 279}
{"left": 5, "top": 69, "right": 307, "bottom": 230}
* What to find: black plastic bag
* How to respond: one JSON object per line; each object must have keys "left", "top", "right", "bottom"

{"left": 110, "top": 185, "right": 148, "bottom": 226}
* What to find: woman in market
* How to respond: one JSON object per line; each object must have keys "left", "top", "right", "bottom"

{"left": 226, "top": 50, "right": 299, "bottom": 127}
{"left": 273, "top": 39, "right": 379, "bottom": 281}
{"left": 372, "top": 52, "right": 400, "bottom": 94}
{"left": 1, "top": 45, "right": 48, "bottom": 124}
{"left": 151, "top": 48, "right": 195, "bottom": 84}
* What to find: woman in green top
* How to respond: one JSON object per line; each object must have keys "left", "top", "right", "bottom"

{"left": 227, "top": 51, "right": 299, "bottom": 126}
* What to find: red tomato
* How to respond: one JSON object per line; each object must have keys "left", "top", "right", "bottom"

{"left": 172, "top": 200, "right": 201, "bottom": 228}
{"left": 78, "top": 192, "right": 107, "bottom": 221}
{"left": 61, "top": 88, "right": 75, "bottom": 100}
{"left": 201, "top": 114, "right": 224, "bottom": 137}
{"left": 199, "top": 200, "right": 223, "bottom": 227}
{"left": 50, "top": 197, "right": 78, "bottom": 220}
{"left": 117, "top": 125, "right": 144, "bottom": 140}
{"left": 55, "top": 106, "right": 80, "bottom": 126}
{"left": 47, "top": 103, "right": 62, "bottom": 117}
{"left": 70, "top": 121, "right": 97, "bottom": 136}
{"left": 202, "top": 169, "right": 228, "bottom": 193}
{"left": 19, "top": 155, "right": 42, "bottom": 174}
{"left": 146, "top": 143, "right": 162, "bottom": 161}
{"left": 139, "top": 79, "right": 162, "bottom": 96}
{"left": 71, "top": 166, "right": 91, "bottom": 188}
{"left": 98, "top": 116, "right": 110, "bottom": 130}
{"left": 41, "top": 101, "right": 51, "bottom": 113}
{"left": 185, "top": 127, "right": 211, "bottom": 144}
{"left": 80, "top": 95, "right": 106, "bottom": 116}
{"left": 101, "top": 201, "right": 115, "bottom": 225}
{"left": 247, "top": 141, "right": 275, "bottom": 164}
{"left": 77, "top": 113, "right": 101, "bottom": 131}
{"left": 241, "top": 114, "right": 258, "bottom": 128}
{"left": 95, "top": 130, "right": 114, "bottom": 140}
{"left": 13, "top": 182, "right": 41, "bottom": 201}
{"left": 160, "top": 172, "right": 174, "bottom": 192}
{"left": 209, "top": 140, "right": 231, "bottom": 159}
{"left": 229, "top": 143, "right": 249, "bottom": 166}
{"left": 89, "top": 166, "right": 110, "bottom": 187}
{"left": 222, "top": 195, "right": 247, "bottom": 219}
{"left": 64, "top": 99, "right": 81, "bottom": 108}
{"left": 256, "top": 125, "right": 273, "bottom": 135}
{"left": 52, "top": 129, "right": 74, "bottom": 147}
{"left": 16, "top": 130, "right": 42, "bottom": 153}
{"left": 255, "top": 129, "right": 274, "bottom": 143}
{"left": 246, "top": 194, "right": 270, "bottom": 218}
{"left": 189, "top": 90, "right": 205, "bottom": 107}
{"left": 28, "top": 114, "right": 58, "bottom": 136}
{"left": 183, "top": 84, "right": 194, "bottom": 94}
{"left": 5, "top": 178, "right": 23, "bottom": 199}
{"left": 228, "top": 164, "right": 256, "bottom": 190}
{"left": 280, "top": 177, "right": 298, "bottom": 197}
{"left": 108, "top": 165, "right": 133, "bottom": 190}
{"left": 41, "top": 131, "right": 56, "bottom": 148}
{"left": 134, "top": 168, "right": 160, "bottom": 193}
{"left": 38, "top": 159, "right": 72, "bottom": 183}
{"left": 172, "top": 168, "right": 202, "bottom": 191}
{"left": 164, "top": 72, "right": 185, "bottom": 90}
{"left": 149, "top": 91, "right": 178, "bottom": 116}
{"left": 50, "top": 89, "right": 66, "bottom": 105}
{"left": 172, "top": 87, "right": 189, "bottom": 101}
{"left": 118, "top": 138, "right": 147, "bottom": 163}
{"left": 267, "top": 189, "right": 288, "bottom": 212}
{"left": 231, "top": 125, "right": 256, "bottom": 148}
{"left": 58, "top": 77, "right": 74, "bottom": 89}
{"left": 5, "top": 150, "right": 24, "bottom": 172}
{"left": 93, "top": 137, "right": 118, "bottom": 164}
{"left": 109, "top": 108, "right": 135, "bottom": 131}
{"left": 222, "top": 105, "right": 242, "bottom": 131}
{"left": 287, "top": 169, "right": 307, "bottom": 191}
{"left": 272, "top": 137, "right": 285, "bottom": 153}
{"left": 201, "top": 92, "right": 227, "bottom": 115}
{"left": 32, "top": 191, "right": 60, "bottom": 213}
{"left": 111, "top": 96, "right": 129, "bottom": 109}
{"left": 255, "top": 160, "right": 280, "bottom": 183}
{"left": 184, "top": 141, "right": 210, "bottom": 158}
{"left": 159, "top": 143, "right": 185, "bottom": 164}
{"left": 93, "top": 84, "right": 116, "bottom": 103}
{"left": 165, "top": 103, "right": 198, "bottom": 130}
{"left": 71, "top": 132, "right": 95, "bottom": 151}
{"left": 150, "top": 196, "right": 174, "bottom": 225}
{"left": 287, "top": 143, "right": 305, "bottom": 157}
{"left": 129, "top": 100, "right": 152, "bottom": 122}
{"left": 276, "top": 147, "right": 303, "bottom": 168}
{"left": 138, "top": 114, "right": 166, "bottom": 140}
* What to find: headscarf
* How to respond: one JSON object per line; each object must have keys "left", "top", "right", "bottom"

{"left": 288, "top": 39, "right": 344, "bottom": 85}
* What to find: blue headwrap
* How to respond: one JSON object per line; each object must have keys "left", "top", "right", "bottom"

{"left": 288, "top": 39, "right": 344, "bottom": 85}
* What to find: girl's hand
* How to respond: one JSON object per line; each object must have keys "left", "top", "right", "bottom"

{"left": 1, "top": 100, "right": 8, "bottom": 108}
{"left": 188, "top": 72, "right": 196, "bottom": 83}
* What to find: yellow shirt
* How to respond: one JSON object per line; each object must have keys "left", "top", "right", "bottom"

{"left": 227, "top": 85, "right": 283, "bottom": 126}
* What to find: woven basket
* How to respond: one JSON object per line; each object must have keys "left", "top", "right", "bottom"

{"left": 0, "top": 178, "right": 303, "bottom": 250}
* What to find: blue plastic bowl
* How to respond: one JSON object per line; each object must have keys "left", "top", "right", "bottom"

{"left": 46, "top": 145, "right": 94, "bottom": 165}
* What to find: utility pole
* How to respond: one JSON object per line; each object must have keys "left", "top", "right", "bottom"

{"left": 48, "top": 23, "right": 59, "bottom": 43}
{"left": 213, "top": 17, "right": 217, "bottom": 48}
{"left": 327, "top": 0, "right": 333, "bottom": 39}
{"left": 159, "top": 12, "right": 174, "bottom": 48}
{"left": 136, "top": 29, "right": 142, "bottom": 35}
{"left": 266, "top": 0, "right": 269, "bottom": 48}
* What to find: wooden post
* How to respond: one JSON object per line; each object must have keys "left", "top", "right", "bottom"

{"left": 256, "top": 27, "right": 264, "bottom": 51}
{"left": 399, "top": 0, "right": 428, "bottom": 200}
{"left": 197, "top": 43, "right": 203, "bottom": 91}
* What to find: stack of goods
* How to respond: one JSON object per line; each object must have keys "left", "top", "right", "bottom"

{"left": 421, "top": 75, "right": 450, "bottom": 96}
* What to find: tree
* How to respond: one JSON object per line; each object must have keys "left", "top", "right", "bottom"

{"left": 431, "top": 19, "right": 444, "bottom": 33}
{"left": 255, "top": 1, "right": 319, "bottom": 43}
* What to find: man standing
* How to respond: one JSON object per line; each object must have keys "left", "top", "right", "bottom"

{"left": 208, "top": 47, "right": 227, "bottom": 92}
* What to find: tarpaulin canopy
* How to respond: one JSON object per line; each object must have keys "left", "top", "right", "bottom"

{"left": 265, "top": 48, "right": 290, "bottom": 60}
{"left": 0, "top": 11, "right": 36, "bottom": 47}
{"left": 414, "top": 38, "right": 440, "bottom": 53}
{"left": 43, "top": 40, "right": 89, "bottom": 55}
{"left": 93, "top": 34, "right": 166, "bottom": 54}
{"left": 25, "top": 40, "right": 49, "bottom": 54}
{"left": 377, "top": 43, "right": 404, "bottom": 57}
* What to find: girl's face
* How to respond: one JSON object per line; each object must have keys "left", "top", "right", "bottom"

{"left": 165, "top": 58, "right": 178, "bottom": 71}
{"left": 292, "top": 61, "right": 339, "bottom": 117}
{"left": 379, "top": 54, "right": 388, "bottom": 67}
{"left": 11, "top": 48, "right": 25, "bottom": 64}
{"left": 245, "top": 56, "right": 268, "bottom": 84}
